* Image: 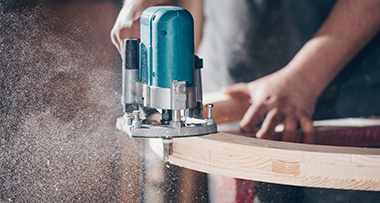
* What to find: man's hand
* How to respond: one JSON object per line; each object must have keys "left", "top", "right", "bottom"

{"left": 225, "top": 0, "right": 380, "bottom": 143}
{"left": 110, "top": 0, "right": 173, "bottom": 55}
{"left": 224, "top": 69, "right": 317, "bottom": 143}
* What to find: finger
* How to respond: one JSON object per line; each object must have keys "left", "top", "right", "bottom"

{"left": 240, "top": 104, "right": 267, "bottom": 133}
{"left": 110, "top": 30, "right": 117, "bottom": 48}
{"left": 111, "top": 30, "right": 121, "bottom": 53}
{"left": 120, "top": 35, "right": 125, "bottom": 51}
{"left": 282, "top": 116, "right": 298, "bottom": 142}
{"left": 116, "top": 34, "right": 123, "bottom": 54}
{"left": 223, "top": 83, "right": 251, "bottom": 100}
{"left": 300, "top": 116, "right": 315, "bottom": 144}
{"left": 131, "top": 20, "right": 141, "bottom": 38}
{"left": 119, "top": 21, "right": 140, "bottom": 39}
{"left": 118, "top": 23, "right": 141, "bottom": 58}
{"left": 256, "top": 108, "right": 282, "bottom": 139}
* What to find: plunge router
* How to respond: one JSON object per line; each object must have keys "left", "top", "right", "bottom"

{"left": 116, "top": 6, "right": 217, "bottom": 141}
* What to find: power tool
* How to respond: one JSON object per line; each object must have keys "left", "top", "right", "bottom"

{"left": 116, "top": 6, "right": 217, "bottom": 143}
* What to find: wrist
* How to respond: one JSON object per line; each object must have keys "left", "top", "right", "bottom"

{"left": 278, "top": 65, "right": 325, "bottom": 100}
{"left": 280, "top": 38, "right": 343, "bottom": 98}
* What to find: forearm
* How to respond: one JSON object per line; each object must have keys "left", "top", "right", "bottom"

{"left": 283, "top": 0, "right": 380, "bottom": 96}
{"left": 178, "top": 0, "right": 203, "bottom": 51}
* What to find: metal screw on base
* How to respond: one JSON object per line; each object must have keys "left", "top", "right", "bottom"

{"left": 205, "top": 104, "right": 215, "bottom": 125}
{"left": 124, "top": 114, "right": 133, "bottom": 125}
{"left": 206, "top": 104, "right": 214, "bottom": 119}
{"left": 132, "top": 110, "right": 142, "bottom": 128}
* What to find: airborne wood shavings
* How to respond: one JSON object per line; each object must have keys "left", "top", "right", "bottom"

{"left": 0, "top": 2, "right": 141, "bottom": 202}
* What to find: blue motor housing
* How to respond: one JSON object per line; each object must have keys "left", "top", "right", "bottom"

{"left": 116, "top": 6, "right": 217, "bottom": 139}
{"left": 140, "top": 6, "right": 195, "bottom": 88}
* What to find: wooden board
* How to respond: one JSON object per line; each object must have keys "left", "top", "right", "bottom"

{"left": 147, "top": 92, "right": 380, "bottom": 194}
{"left": 203, "top": 92, "right": 251, "bottom": 125}
{"left": 168, "top": 132, "right": 380, "bottom": 191}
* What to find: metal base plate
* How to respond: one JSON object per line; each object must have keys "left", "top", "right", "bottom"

{"left": 116, "top": 117, "right": 217, "bottom": 139}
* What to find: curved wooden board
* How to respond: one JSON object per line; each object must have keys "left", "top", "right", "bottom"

{"left": 168, "top": 132, "right": 380, "bottom": 191}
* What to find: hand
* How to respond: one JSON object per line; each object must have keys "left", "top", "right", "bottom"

{"left": 222, "top": 0, "right": 380, "bottom": 143}
{"left": 110, "top": 0, "right": 173, "bottom": 55}
{"left": 224, "top": 69, "right": 318, "bottom": 143}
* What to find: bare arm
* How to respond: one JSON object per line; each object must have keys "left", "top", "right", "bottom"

{"left": 178, "top": 0, "right": 203, "bottom": 51}
{"left": 225, "top": 0, "right": 380, "bottom": 143}
{"left": 285, "top": 0, "right": 380, "bottom": 97}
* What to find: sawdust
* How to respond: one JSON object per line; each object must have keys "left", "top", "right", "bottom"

{"left": 0, "top": 2, "right": 141, "bottom": 202}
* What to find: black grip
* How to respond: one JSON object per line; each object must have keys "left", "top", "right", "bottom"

{"left": 194, "top": 55, "right": 203, "bottom": 69}
{"left": 124, "top": 39, "right": 139, "bottom": 69}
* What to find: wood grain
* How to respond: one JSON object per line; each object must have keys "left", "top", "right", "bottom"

{"left": 168, "top": 132, "right": 380, "bottom": 191}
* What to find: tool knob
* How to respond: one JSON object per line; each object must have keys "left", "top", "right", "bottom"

{"left": 124, "top": 39, "right": 139, "bottom": 70}
{"left": 206, "top": 104, "right": 214, "bottom": 119}
{"left": 194, "top": 55, "right": 203, "bottom": 69}
{"left": 132, "top": 110, "right": 142, "bottom": 128}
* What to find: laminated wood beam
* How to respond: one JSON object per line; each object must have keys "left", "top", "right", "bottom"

{"left": 146, "top": 92, "right": 380, "bottom": 192}
{"left": 168, "top": 132, "right": 380, "bottom": 191}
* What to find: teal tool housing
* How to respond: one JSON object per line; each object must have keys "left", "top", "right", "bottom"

{"left": 140, "top": 6, "right": 195, "bottom": 88}
{"left": 116, "top": 6, "right": 217, "bottom": 139}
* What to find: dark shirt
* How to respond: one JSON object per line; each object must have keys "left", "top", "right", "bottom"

{"left": 199, "top": 0, "right": 380, "bottom": 120}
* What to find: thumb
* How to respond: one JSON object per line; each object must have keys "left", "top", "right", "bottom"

{"left": 222, "top": 83, "right": 251, "bottom": 100}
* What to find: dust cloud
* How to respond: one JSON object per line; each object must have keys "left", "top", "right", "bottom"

{"left": 0, "top": 2, "right": 141, "bottom": 202}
